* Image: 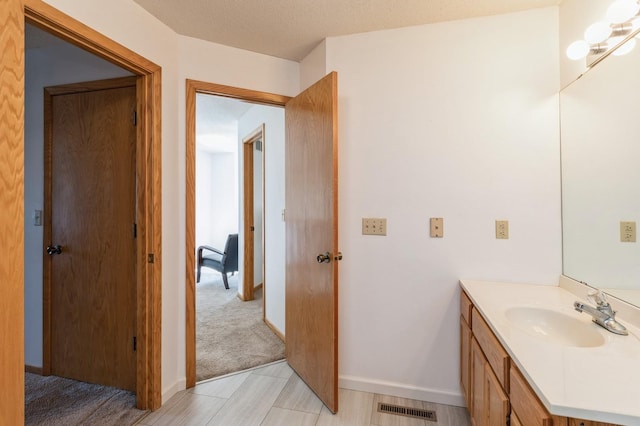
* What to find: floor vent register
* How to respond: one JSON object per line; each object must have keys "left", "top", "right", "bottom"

{"left": 377, "top": 402, "right": 437, "bottom": 422}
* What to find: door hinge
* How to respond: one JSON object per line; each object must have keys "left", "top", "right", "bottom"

{"left": 133, "top": 110, "right": 137, "bottom": 126}
{"left": 132, "top": 223, "right": 137, "bottom": 239}
{"left": 133, "top": 336, "right": 137, "bottom": 352}
{"left": 148, "top": 253, "right": 155, "bottom": 263}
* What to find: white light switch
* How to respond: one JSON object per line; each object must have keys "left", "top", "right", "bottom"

{"left": 34, "top": 209, "right": 42, "bottom": 226}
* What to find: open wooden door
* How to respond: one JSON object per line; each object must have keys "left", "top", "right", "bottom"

{"left": 285, "top": 72, "right": 339, "bottom": 413}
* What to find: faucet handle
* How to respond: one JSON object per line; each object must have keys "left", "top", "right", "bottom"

{"left": 587, "top": 289, "right": 609, "bottom": 307}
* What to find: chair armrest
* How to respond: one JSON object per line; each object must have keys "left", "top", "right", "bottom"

{"left": 197, "top": 245, "right": 224, "bottom": 257}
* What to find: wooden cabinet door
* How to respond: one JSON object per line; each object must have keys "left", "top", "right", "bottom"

{"left": 511, "top": 411, "right": 524, "bottom": 426}
{"left": 461, "top": 318, "right": 472, "bottom": 407}
{"left": 471, "top": 338, "right": 486, "bottom": 426}
{"left": 510, "top": 366, "right": 553, "bottom": 426}
{"left": 486, "top": 363, "right": 509, "bottom": 426}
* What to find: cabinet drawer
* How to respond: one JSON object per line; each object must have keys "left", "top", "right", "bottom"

{"left": 510, "top": 365, "right": 552, "bottom": 426}
{"left": 461, "top": 290, "right": 473, "bottom": 326}
{"left": 471, "top": 308, "right": 509, "bottom": 390}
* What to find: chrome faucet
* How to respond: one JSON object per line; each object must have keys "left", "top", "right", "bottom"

{"left": 574, "top": 290, "right": 628, "bottom": 336}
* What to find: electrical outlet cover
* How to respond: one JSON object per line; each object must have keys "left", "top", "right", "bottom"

{"left": 362, "top": 218, "right": 386, "bottom": 236}
{"left": 495, "top": 220, "right": 509, "bottom": 239}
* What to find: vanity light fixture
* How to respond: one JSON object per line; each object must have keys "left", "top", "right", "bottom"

{"left": 566, "top": 0, "right": 640, "bottom": 63}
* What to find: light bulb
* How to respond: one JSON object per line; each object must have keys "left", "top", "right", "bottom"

{"left": 566, "top": 40, "right": 591, "bottom": 60}
{"left": 606, "top": 0, "right": 640, "bottom": 24}
{"left": 612, "top": 37, "right": 636, "bottom": 55}
{"left": 585, "top": 22, "right": 613, "bottom": 43}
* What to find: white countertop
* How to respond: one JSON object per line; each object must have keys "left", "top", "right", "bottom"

{"left": 460, "top": 279, "right": 640, "bottom": 425}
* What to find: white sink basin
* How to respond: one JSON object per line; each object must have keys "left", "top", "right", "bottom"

{"left": 505, "top": 307, "right": 605, "bottom": 348}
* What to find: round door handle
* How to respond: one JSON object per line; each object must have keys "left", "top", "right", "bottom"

{"left": 47, "top": 245, "right": 62, "bottom": 255}
{"left": 317, "top": 252, "right": 331, "bottom": 263}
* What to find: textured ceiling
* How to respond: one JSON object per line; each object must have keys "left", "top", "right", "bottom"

{"left": 133, "top": 0, "right": 561, "bottom": 61}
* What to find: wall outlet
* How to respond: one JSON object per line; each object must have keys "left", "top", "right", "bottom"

{"left": 495, "top": 220, "right": 509, "bottom": 239}
{"left": 362, "top": 218, "right": 386, "bottom": 236}
{"left": 620, "top": 221, "right": 636, "bottom": 242}
{"left": 430, "top": 218, "right": 443, "bottom": 238}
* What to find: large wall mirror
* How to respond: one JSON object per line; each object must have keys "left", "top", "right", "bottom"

{"left": 561, "top": 34, "right": 640, "bottom": 307}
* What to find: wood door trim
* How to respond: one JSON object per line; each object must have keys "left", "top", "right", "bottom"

{"left": 1, "top": 1, "right": 25, "bottom": 422}
{"left": 241, "top": 124, "right": 265, "bottom": 302}
{"left": 24, "top": 0, "right": 162, "bottom": 410}
{"left": 242, "top": 139, "right": 255, "bottom": 301}
{"left": 185, "top": 79, "right": 290, "bottom": 388}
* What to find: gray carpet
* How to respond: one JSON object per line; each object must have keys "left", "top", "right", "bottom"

{"left": 196, "top": 271, "right": 285, "bottom": 382}
{"left": 25, "top": 373, "right": 147, "bottom": 425}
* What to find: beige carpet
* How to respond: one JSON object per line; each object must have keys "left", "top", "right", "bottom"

{"left": 196, "top": 271, "right": 285, "bottom": 382}
{"left": 25, "top": 373, "right": 147, "bottom": 425}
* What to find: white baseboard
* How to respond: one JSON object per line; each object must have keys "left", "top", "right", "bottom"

{"left": 339, "top": 375, "right": 465, "bottom": 407}
{"left": 162, "top": 378, "right": 186, "bottom": 405}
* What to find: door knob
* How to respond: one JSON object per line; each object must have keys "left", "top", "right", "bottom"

{"left": 47, "top": 245, "right": 62, "bottom": 255}
{"left": 316, "top": 252, "right": 331, "bottom": 263}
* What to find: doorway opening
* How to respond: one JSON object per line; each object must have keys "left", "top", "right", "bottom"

{"left": 186, "top": 81, "right": 291, "bottom": 387}
{"left": 22, "top": 0, "right": 162, "bottom": 413}
{"left": 192, "top": 91, "right": 286, "bottom": 382}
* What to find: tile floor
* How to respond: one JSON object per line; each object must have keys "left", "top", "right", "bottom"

{"left": 137, "top": 361, "right": 470, "bottom": 426}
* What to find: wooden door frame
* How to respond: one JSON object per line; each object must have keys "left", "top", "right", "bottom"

{"left": 43, "top": 76, "right": 138, "bottom": 390}
{"left": 185, "top": 79, "right": 290, "bottom": 388}
{"left": 1, "top": 1, "right": 26, "bottom": 422}
{"left": 23, "top": 0, "right": 162, "bottom": 410}
{"left": 241, "top": 124, "right": 265, "bottom": 303}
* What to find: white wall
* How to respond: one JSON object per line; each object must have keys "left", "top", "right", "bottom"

{"left": 238, "top": 105, "right": 286, "bottom": 335}
{"left": 304, "top": 7, "right": 563, "bottom": 405}
{"left": 24, "top": 41, "right": 132, "bottom": 368}
{"left": 195, "top": 149, "right": 238, "bottom": 250}
{"left": 300, "top": 40, "right": 327, "bottom": 92}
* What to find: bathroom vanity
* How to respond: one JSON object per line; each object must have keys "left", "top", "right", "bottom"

{"left": 460, "top": 279, "right": 640, "bottom": 425}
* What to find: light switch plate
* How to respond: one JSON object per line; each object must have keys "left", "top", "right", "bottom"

{"left": 495, "top": 220, "right": 509, "bottom": 239}
{"left": 430, "top": 218, "right": 443, "bottom": 238}
{"left": 34, "top": 209, "right": 42, "bottom": 227}
{"left": 620, "top": 221, "right": 636, "bottom": 242}
{"left": 362, "top": 218, "right": 386, "bottom": 236}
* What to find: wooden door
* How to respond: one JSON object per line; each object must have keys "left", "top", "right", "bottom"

{"left": 285, "top": 72, "right": 339, "bottom": 413}
{"left": 46, "top": 78, "right": 137, "bottom": 391}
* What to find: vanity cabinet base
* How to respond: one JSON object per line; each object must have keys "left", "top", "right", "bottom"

{"left": 460, "top": 288, "right": 618, "bottom": 426}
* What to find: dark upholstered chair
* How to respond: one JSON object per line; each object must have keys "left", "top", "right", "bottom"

{"left": 196, "top": 233, "right": 239, "bottom": 289}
